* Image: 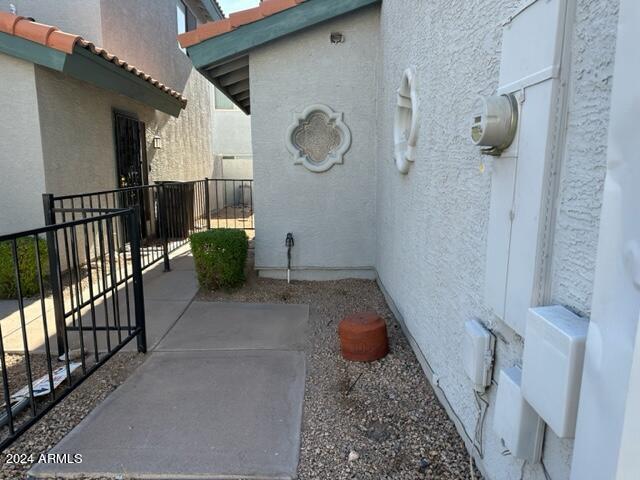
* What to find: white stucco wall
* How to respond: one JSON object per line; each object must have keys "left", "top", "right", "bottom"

{"left": 250, "top": 6, "right": 379, "bottom": 278}
{"left": 374, "top": 1, "right": 618, "bottom": 480}
{"left": 548, "top": 0, "right": 619, "bottom": 317}
{"left": 212, "top": 109, "right": 252, "bottom": 157}
{"left": 0, "top": 54, "right": 46, "bottom": 234}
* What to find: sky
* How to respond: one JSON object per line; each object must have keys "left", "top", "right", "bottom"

{"left": 217, "top": 0, "right": 260, "bottom": 15}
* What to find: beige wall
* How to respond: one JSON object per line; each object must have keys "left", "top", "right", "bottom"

{"left": 0, "top": 54, "right": 46, "bottom": 234}
{"left": 98, "top": 0, "right": 217, "bottom": 183}
{"left": 0, "top": 0, "right": 217, "bottom": 228}
{"left": 34, "top": 66, "right": 216, "bottom": 194}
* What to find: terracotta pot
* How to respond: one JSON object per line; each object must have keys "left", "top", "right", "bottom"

{"left": 338, "top": 311, "right": 389, "bottom": 362}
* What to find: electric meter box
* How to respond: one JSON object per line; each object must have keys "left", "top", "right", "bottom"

{"left": 470, "top": 94, "right": 518, "bottom": 155}
{"left": 521, "top": 305, "right": 589, "bottom": 438}
{"left": 493, "top": 366, "right": 545, "bottom": 462}
{"left": 463, "top": 319, "right": 495, "bottom": 392}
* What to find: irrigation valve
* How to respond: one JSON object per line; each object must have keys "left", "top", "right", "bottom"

{"left": 285, "top": 233, "right": 294, "bottom": 284}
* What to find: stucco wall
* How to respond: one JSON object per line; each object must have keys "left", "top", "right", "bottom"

{"left": 34, "top": 66, "right": 216, "bottom": 194}
{"left": 0, "top": 54, "right": 46, "bottom": 234}
{"left": 374, "top": 1, "right": 618, "bottom": 480}
{"left": 219, "top": 156, "right": 253, "bottom": 180}
{"left": 212, "top": 109, "right": 253, "bottom": 157}
{"left": 99, "top": 0, "right": 217, "bottom": 183}
{"left": 0, "top": 0, "right": 214, "bottom": 227}
{"left": 99, "top": 0, "right": 192, "bottom": 96}
{"left": 548, "top": 0, "right": 619, "bottom": 317}
{"left": 5, "top": 0, "right": 103, "bottom": 44}
{"left": 250, "top": 6, "right": 379, "bottom": 278}
{"left": 1, "top": 0, "right": 217, "bottom": 214}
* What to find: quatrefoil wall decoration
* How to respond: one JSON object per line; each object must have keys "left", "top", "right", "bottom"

{"left": 286, "top": 104, "right": 351, "bottom": 173}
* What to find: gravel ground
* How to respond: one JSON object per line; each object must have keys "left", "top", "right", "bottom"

{"left": 197, "top": 254, "right": 481, "bottom": 480}
{"left": 0, "top": 352, "right": 145, "bottom": 479}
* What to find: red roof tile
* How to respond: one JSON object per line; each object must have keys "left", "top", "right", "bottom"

{"left": 178, "top": 0, "right": 305, "bottom": 48}
{"left": 0, "top": 11, "right": 187, "bottom": 107}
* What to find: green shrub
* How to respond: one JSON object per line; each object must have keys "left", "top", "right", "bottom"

{"left": 0, "top": 237, "right": 49, "bottom": 299}
{"left": 190, "top": 229, "right": 248, "bottom": 290}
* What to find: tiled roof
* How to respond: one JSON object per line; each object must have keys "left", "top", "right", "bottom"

{"left": 178, "top": 0, "right": 305, "bottom": 48}
{"left": 0, "top": 11, "right": 187, "bottom": 108}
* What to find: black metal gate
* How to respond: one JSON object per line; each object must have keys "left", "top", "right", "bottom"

{"left": 0, "top": 207, "right": 146, "bottom": 452}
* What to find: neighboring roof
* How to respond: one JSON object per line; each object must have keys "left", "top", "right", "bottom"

{"left": 178, "top": 0, "right": 305, "bottom": 49}
{"left": 0, "top": 11, "right": 187, "bottom": 117}
{"left": 178, "top": 0, "right": 380, "bottom": 115}
{"left": 184, "top": 0, "right": 225, "bottom": 23}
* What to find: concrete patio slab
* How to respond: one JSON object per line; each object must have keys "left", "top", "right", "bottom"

{"left": 156, "top": 302, "right": 308, "bottom": 352}
{"left": 28, "top": 349, "right": 306, "bottom": 480}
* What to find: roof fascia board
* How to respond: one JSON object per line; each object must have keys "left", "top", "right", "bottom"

{"left": 0, "top": 31, "right": 67, "bottom": 71}
{"left": 188, "top": 0, "right": 381, "bottom": 69}
{"left": 64, "top": 47, "right": 184, "bottom": 117}
{"left": 0, "top": 32, "right": 183, "bottom": 117}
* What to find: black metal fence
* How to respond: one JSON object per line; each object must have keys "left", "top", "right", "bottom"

{"left": 0, "top": 208, "right": 145, "bottom": 452}
{"left": 0, "top": 177, "right": 253, "bottom": 451}
{"left": 44, "top": 178, "right": 254, "bottom": 273}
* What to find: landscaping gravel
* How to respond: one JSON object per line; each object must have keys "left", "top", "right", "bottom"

{"left": 198, "top": 259, "right": 481, "bottom": 479}
{"left": 0, "top": 352, "right": 144, "bottom": 479}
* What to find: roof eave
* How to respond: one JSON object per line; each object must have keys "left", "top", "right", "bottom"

{"left": 66, "top": 46, "right": 186, "bottom": 117}
{"left": 186, "top": 0, "right": 381, "bottom": 69}
{"left": 186, "top": 0, "right": 380, "bottom": 115}
{"left": 0, "top": 32, "right": 185, "bottom": 117}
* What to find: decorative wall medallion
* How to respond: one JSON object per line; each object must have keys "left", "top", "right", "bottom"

{"left": 286, "top": 104, "right": 351, "bottom": 173}
{"left": 394, "top": 67, "right": 420, "bottom": 174}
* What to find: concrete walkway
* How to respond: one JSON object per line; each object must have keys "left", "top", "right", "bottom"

{"left": 28, "top": 250, "right": 308, "bottom": 480}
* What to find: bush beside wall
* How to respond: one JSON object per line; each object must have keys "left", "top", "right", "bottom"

{"left": 190, "top": 229, "right": 249, "bottom": 290}
{"left": 0, "top": 238, "right": 49, "bottom": 299}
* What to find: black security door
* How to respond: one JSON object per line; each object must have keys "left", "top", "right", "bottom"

{"left": 114, "top": 111, "right": 149, "bottom": 238}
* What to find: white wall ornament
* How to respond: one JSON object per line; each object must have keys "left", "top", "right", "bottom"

{"left": 394, "top": 67, "right": 420, "bottom": 174}
{"left": 286, "top": 104, "right": 351, "bottom": 173}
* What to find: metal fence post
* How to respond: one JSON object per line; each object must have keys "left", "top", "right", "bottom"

{"left": 128, "top": 207, "right": 147, "bottom": 354}
{"left": 157, "top": 183, "right": 171, "bottom": 272}
{"left": 204, "top": 177, "right": 211, "bottom": 230}
{"left": 42, "top": 194, "right": 66, "bottom": 357}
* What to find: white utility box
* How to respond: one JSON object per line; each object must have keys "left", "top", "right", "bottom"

{"left": 494, "top": 366, "right": 545, "bottom": 462}
{"left": 463, "top": 319, "right": 495, "bottom": 392}
{"left": 522, "top": 305, "right": 589, "bottom": 438}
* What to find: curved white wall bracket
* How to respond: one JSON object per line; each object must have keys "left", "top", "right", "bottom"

{"left": 394, "top": 67, "right": 420, "bottom": 174}
{"left": 286, "top": 104, "right": 352, "bottom": 173}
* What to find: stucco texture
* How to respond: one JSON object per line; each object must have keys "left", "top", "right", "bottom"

{"left": 0, "top": 54, "right": 46, "bottom": 234}
{"left": 213, "top": 109, "right": 253, "bottom": 157}
{"left": 0, "top": 0, "right": 217, "bottom": 234}
{"left": 250, "top": 7, "right": 379, "bottom": 276}
{"left": 548, "top": 0, "right": 619, "bottom": 317}
{"left": 374, "top": 1, "right": 618, "bottom": 480}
